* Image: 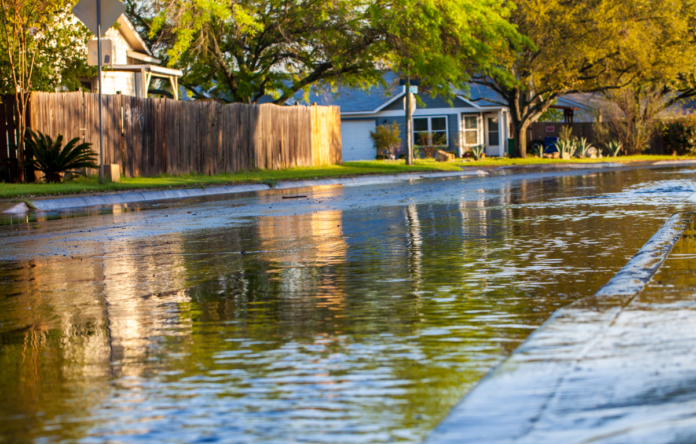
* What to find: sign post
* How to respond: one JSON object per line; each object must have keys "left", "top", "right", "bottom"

{"left": 71, "top": 0, "right": 124, "bottom": 183}
{"left": 399, "top": 78, "right": 419, "bottom": 165}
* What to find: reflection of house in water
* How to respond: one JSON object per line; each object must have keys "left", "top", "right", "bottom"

{"left": 256, "top": 211, "right": 347, "bottom": 310}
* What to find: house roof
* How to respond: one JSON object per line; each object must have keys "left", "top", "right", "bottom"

{"left": 291, "top": 73, "right": 508, "bottom": 113}
{"left": 116, "top": 15, "right": 152, "bottom": 56}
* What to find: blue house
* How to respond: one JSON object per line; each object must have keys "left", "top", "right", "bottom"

{"left": 299, "top": 76, "right": 511, "bottom": 161}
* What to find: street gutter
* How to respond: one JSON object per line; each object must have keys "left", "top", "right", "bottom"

{"left": 2, "top": 170, "right": 488, "bottom": 213}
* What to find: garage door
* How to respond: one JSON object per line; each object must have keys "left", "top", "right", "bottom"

{"left": 341, "top": 120, "right": 376, "bottom": 161}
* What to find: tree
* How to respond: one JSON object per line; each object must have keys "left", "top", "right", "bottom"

{"left": 126, "top": 0, "right": 524, "bottom": 105}
{"left": 0, "top": 0, "right": 92, "bottom": 181}
{"left": 467, "top": 0, "right": 696, "bottom": 157}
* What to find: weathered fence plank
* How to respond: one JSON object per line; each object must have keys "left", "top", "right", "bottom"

{"left": 28, "top": 92, "right": 342, "bottom": 177}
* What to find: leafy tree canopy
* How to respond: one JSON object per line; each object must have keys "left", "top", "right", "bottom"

{"left": 468, "top": 0, "right": 696, "bottom": 156}
{"left": 0, "top": 2, "right": 93, "bottom": 94}
{"left": 126, "top": 0, "right": 526, "bottom": 104}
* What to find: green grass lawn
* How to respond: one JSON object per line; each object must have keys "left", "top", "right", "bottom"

{"left": 2, "top": 155, "right": 694, "bottom": 199}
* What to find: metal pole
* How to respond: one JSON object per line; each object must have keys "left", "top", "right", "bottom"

{"left": 405, "top": 75, "right": 414, "bottom": 166}
{"left": 97, "top": 0, "right": 104, "bottom": 183}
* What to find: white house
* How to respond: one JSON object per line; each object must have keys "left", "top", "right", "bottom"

{"left": 300, "top": 75, "right": 511, "bottom": 161}
{"left": 84, "top": 15, "right": 183, "bottom": 99}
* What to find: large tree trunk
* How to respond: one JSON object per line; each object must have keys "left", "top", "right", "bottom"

{"left": 512, "top": 119, "right": 530, "bottom": 158}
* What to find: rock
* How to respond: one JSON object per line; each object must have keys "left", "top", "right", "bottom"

{"left": 586, "top": 147, "right": 598, "bottom": 159}
{"left": 436, "top": 150, "right": 455, "bottom": 162}
{"left": 544, "top": 152, "right": 560, "bottom": 159}
{"left": 562, "top": 153, "right": 571, "bottom": 160}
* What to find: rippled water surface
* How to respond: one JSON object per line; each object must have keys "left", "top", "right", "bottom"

{"left": 1, "top": 166, "right": 695, "bottom": 443}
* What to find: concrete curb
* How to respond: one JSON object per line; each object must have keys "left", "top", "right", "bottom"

{"left": 425, "top": 212, "right": 691, "bottom": 444}
{"left": 494, "top": 161, "right": 624, "bottom": 171}
{"left": 4, "top": 170, "right": 488, "bottom": 213}
{"left": 0, "top": 202, "right": 29, "bottom": 214}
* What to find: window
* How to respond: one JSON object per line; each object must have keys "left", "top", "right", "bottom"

{"left": 462, "top": 115, "right": 478, "bottom": 145}
{"left": 487, "top": 116, "right": 500, "bottom": 146}
{"left": 413, "top": 116, "right": 448, "bottom": 146}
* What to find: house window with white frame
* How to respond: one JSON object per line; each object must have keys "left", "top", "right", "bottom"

{"left": 462, "top": 115, "right": 478, "bottom": 145}
{"left": 413, "top": 116, "right": 448, "bottom": 146}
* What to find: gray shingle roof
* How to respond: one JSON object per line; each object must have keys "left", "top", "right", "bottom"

{"left": 291, "top": 73, "right": 507, "bottom": 112}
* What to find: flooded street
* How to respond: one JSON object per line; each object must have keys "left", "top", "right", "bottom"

{"left": 1, "top": 166, "right": 695, "bottom": 443}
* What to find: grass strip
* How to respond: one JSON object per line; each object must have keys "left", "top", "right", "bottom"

{"left": 1, "top": 156, "right": 694, "bottom": 199}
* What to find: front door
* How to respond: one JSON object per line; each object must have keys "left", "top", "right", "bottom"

{"left": 485, "top": 114, "right": 500, "bottom": 156}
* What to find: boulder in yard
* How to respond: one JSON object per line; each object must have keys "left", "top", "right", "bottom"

{"left": 436, "top": 150, "right": 455, "bottom": 162}
{"left": 586, "top": 147, "right": 598, "bottom": 159}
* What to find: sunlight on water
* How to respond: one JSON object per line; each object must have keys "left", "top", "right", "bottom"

{"left": 0, "top": 167, "right": 695, "bottom": 443}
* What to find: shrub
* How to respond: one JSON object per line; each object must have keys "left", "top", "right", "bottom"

{"left": 575, "top": 138, "right": 594, "bottom": 158}
{"left": 470, "top": 144, "right": 486, "bottom": 160}
{"left": 662, "top": 115, "right": 696, "bottom": 155}
{"left": 531, "top": 142, "right": 544, "bottom": 158}
{"left": 605, "top": 140, "right": 622, "bottom": 157}
{"left": 415, "top": 131, "right": 447, "bottom": 158}
{"left": 556, "top": 139, "right": 576, "bottom": 158}
{"left": 369, "top": 122, "right": 402, "bottom": 158}
{"left": 23, "top": 130, "right": 98, "bottom": 183}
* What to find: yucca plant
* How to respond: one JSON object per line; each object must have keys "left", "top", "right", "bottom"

{"left": 23, "top": 130, "right": 98, "bottom": 183}
{"left": 575, "top": 137, "right": 594, "bottom": 157}
{"left": 532, "top": 143, "right": 544, "bottom": 157}
{"left": 556, "top": 139, "right": 577, "bottom": 158}
{"left": 470, "top": 143, "right": 486, "bottom": 160}
{"left": 605, "top": 140, "right": 622, "bottom": 157}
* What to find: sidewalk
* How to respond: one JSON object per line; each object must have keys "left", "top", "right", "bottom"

{"left": 426, "top": 213, "right": 696, "bottom": 444}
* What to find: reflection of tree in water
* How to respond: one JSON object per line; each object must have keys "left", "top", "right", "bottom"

{"left": 0, "top": 167, "right": 692, "bottom": 443}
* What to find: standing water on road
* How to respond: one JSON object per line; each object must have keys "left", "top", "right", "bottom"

{"left": 1, "top": 166, "right": 695, "bottom": 443}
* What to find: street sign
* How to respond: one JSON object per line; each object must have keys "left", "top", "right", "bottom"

{"left": 87, "top": 39, "right": 113, "bottom": 65}
{"left": 72, "top": 0, "right": 124, "bottom": 36}
{"left": 72, "top": 0, "right": 124, "bottom": 183}
{"left": 409, "top": 86, "right": 418, "bottom": 94}
{"left": 399, "top": 79, "right": 421, "bottom": 86}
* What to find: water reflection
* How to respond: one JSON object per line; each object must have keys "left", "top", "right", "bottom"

{"left": 0, "top": 167, "right": 695, "bottom": 443}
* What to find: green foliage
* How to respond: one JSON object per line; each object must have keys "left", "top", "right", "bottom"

{"left": 369, "top": 122, "right": 402, "bottom": 158}
{"left": 137, "top": 0, "right": 525, "bottom": 104}
{"left": 575, "top": 138, "right": 594, "bottom": 158}
{"left": 414, "top": 131, "right": 446, "bottom": 158}
{"left": 470, "top": 144, "right": 486, "bottom": 160}
{"left": 0, "top": 3, "right": 93, "bottom": 93}
{"left": 531, "top": 143, "right": 544, "bottom": 158}
{"left": 605, "top": 140, "right": 623, "bottom": 157}
{"left": 23, "top": 130, "right": 98, "bottom": 183}
{"left": 466, "top": 0, "right": 696, "bottom": 157}
{"left": 662, "top": 115, "right": 696, "bottom": 156}
{"left": 556, "top": 139, "right": 576, "bottom": 158}
{"left": 558, "top": 125, "right": 573, "bottom": 143}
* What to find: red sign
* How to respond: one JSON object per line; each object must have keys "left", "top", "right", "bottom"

{"left": 546, "top": 125, "right": 555, "bottom": 133}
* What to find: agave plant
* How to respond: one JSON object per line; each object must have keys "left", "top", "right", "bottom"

{"left": 470, "top": 144, "right": 486, "bottom": 160}
{"left": 575, "top": 137, "right": 594, "bottom": 158}
{"left": 532, "top": 143, "right": 544, "bottom": 158}
{"left": 605, "top": 140, "right": 622, "bottom": 157}
{"left": 23, "top": 130, "right": 98, "bottom": 183}
{"left": 556, "top": 139, "right": 577, "bottom": 159}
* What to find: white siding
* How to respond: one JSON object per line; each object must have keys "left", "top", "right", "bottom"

{"left": 92, "top": 72, "right": 136, "bottom": 96}
{"left": 104, "top": 27, "right": 131, "bottom": 65}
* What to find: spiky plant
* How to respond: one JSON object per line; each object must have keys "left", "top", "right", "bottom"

{"left": 575, "top": 137, "right": 594, "bottom": 157}
{"left": 470, "top": 143, "right": 486, "bottom": 160}
{"left": 532, "top": 143, "right": 544, "bottom": 157}
{"left": 605, "top": 140, "right": 622, "bottom": 157}
{"left": 556, "top": 139, "right": 577, "bottom": 158}
{"left": 23, "top": 130, "right": 98, "bottom": 183}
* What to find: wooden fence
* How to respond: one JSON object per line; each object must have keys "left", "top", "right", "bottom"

{"left": 0, "top": 94, "right": 24, "bottom": 166}
{"left": 29, "top": 92, "right": 342, "bottom": 177}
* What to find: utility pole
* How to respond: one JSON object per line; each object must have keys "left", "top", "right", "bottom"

{"left": 96, "top": 0, "right": 104, "bottom": 184}
{"left": 405, "top": 76, "right": 414, "bottom": 166}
